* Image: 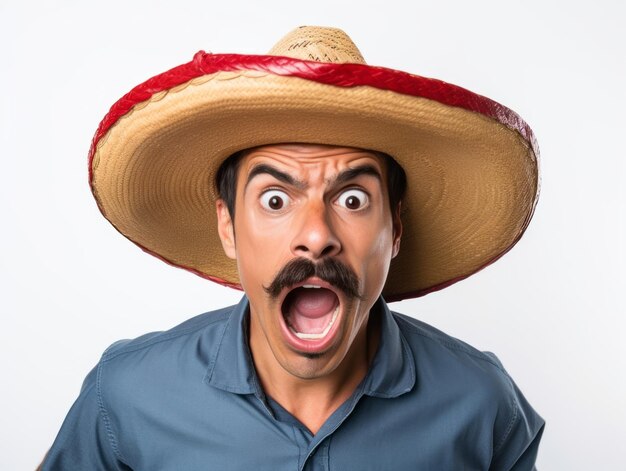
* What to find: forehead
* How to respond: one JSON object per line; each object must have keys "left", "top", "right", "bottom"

{"left": 237, "top": 144, "right": 386, "bottom": 179}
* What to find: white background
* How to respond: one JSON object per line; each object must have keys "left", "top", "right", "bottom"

{"left": 2, "top": 1, "right": 624, "bottom": 469}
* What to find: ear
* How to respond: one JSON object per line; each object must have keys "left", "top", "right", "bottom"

{"left": 391, "top": 202, "right": 403, "bottom": 259}
{"left": 216, "top": 199, "right": 237, "bottom": 260}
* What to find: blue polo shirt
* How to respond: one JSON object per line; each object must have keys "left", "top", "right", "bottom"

{"left": 42, "top": 296, "right": 544, "bottom": 470}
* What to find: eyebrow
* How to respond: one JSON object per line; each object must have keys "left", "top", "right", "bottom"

{"left": 332, "top": 165, "right": 382, "bottom": 186}
{"left": 244, "top": 163, "right": 383, "bottom": 191}
{"left": 245, "top": 164, "right": 306, "bottom": 191}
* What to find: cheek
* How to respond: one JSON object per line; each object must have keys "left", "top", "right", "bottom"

{"left": 366, "top": 237, "right": 394, "bottom": 287}
{"left": 341, "top": 217, "right": 395, "bottom": 289}
{"left": 233, "top": 206, "right": 291, "bottom": 289}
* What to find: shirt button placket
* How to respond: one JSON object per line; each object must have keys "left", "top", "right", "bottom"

{"left": 302, "top": 440, "right": 330, "bottom": 471}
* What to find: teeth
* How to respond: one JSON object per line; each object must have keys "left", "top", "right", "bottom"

{"left": 302, "top": 284, "right": 321, "bottom": 289}
{"left": 289, "top": 305, "right": 339, "bottom": 340}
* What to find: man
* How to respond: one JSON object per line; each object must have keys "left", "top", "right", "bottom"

{"left": 41, "top": 26, "right": 544, "bottom": 470}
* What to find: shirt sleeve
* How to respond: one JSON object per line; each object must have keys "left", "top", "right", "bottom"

{"left": 486, "top": 353, "right": 546, "bottom": 471}
{"left": 40, "top": 365, "right": 131, "bottom": 471}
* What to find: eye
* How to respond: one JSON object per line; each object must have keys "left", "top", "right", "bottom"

{"left": 336, "top": 188, "right": 369, "bottom": 211}
{"left": 260, "top": 189, "right": 290, "bottom": 211}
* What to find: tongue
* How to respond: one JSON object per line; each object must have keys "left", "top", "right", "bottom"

{"left": 286, "top": 288, "right": 338, "bottom": 334}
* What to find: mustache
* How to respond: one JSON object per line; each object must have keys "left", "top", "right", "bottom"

{"left": 264, "top": 257, "right": 362, "bottom": 300}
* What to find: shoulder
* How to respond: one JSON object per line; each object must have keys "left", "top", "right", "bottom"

{"left": 391, "top": 310, "right": 522, "bottom": 421}
{"left": 94, "top": 304, "right": 237, "bottom": 410}
{"left": 102, "top": 304, "right": 234, "bottom": 362}
{"left": 391, "top": 310, "right": 544, "bottom": 459}
{"left": 392, "top": 311, "right": 507, "bottom": 373}
{"left": 62, "top": 304, "right": 240, "bottom": 465}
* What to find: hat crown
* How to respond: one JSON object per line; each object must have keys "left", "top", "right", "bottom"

{"left": 267, "top": 26, "right": 366, "bottom": 64}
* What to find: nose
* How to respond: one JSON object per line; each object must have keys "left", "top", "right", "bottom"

{"left": 290, "top": 201, "right": 341, "bottom": 260}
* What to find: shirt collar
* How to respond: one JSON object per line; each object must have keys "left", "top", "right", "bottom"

{"left": 204, "top": 295, "right": 416, "bottom": 398}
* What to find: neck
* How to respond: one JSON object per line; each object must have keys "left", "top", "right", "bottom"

{"left": 248, "top": 303, "right": 380, "bottom": 434}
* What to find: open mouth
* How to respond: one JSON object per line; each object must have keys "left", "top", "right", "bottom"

{"left": 281, "top": 283, "right": 340, "bottom": 343}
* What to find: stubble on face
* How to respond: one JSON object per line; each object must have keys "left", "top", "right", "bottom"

{"left": 221, "top": 144, "right": 399, "bottom": 384}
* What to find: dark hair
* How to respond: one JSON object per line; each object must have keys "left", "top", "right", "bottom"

{"left": 215, "top": 148, "right": 407, "bottom": 220}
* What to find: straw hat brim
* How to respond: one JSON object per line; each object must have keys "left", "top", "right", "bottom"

{"left": 89, "top": 53, "right": 539, "bottom": 302}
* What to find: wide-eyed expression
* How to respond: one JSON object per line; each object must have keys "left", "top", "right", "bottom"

{"left": 216, "top": 144, "right": 402, "bottom": 381}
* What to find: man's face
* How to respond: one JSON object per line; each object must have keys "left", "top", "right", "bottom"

{"left": 216, "top": 144, "right": 401, "bottom": 381}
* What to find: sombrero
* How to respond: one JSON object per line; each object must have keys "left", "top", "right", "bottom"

{"left": 89, "top": 26, "right": 539, "bottom": 302}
